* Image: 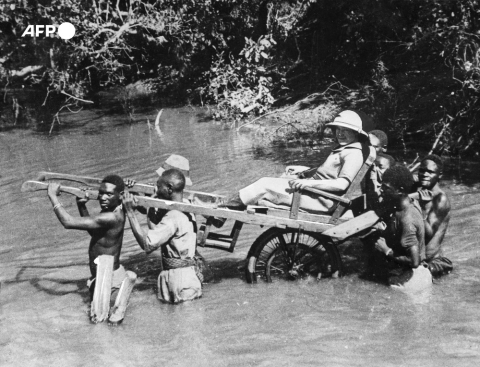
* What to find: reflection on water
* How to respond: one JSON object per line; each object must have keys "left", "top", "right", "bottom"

{"left": 1, "top": 107, "right": 480, "bottom": 366}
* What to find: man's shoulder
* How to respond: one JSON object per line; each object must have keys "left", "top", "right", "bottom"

{"left": 164, "top": 209, "right": 192, "bottom": 223}
{"left": 400, "top": 204, "right": 424, "bottom": 227}
{"left": 432, "top": 186, "right": 451, "bottom": 211}
{"left": 97, "top": 208, "right": 125, "bottom": 226}
{"left": 164, "top": 209, "right": 184, "bottom": 218}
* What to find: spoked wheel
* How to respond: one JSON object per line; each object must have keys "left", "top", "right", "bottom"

{"left": 245, "top": 228, "right": 342, "bottom": 283}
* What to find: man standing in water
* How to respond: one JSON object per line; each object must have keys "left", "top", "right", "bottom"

{"left": 374, "top": 166, "right": 432, "bottom": 290}
{"left": 47, "top": 175, "right": 136, "bottom": 325}
{"left": 123, "top": 169, "right": 202, "bottom": 303}
{"left": 125, "top": 154, "right": 211, "bottom": 282}
{"left": 411, "top": 155, "right": 453, "bottom": 277}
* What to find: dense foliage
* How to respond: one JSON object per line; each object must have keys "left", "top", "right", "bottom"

{"left": 1, "top": 0, "right": 480, "bottom": 156}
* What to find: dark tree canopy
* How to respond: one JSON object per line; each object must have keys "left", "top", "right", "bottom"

{"left": 1, "top": 0, "right": 480, "bottom": 156}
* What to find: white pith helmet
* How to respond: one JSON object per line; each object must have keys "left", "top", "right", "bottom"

{"left": 326, "top": 110, "right": 369, "bottom": 137}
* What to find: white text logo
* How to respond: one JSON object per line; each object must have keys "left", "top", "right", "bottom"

{"left": 21, "top": 23, "right": 75, "bottom": 39}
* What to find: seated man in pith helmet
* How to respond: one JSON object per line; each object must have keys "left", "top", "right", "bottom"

{"left": 222, "top": 110, "right": 372, "bottom": 214}
{"left": 410, "top": 154, "right": 452, "bottom": 277}
{"left": 123, "top": 169, "right": 202, "bottom": 304}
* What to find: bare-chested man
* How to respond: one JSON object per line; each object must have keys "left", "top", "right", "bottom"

{"left": 47, "top": 174, "right": 136, "bottom": 324}
{"left": 411, "top": 154, "right": 453, "bottom": 277}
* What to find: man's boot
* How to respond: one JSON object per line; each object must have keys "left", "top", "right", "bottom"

{"left": 222, "top": 193, "right": 247, "bottom": 211}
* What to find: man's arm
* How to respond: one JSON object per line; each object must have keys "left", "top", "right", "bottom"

{"left": 76, "top": 193, "right": 90, "bottom": 217}
{"left": 123, "top": 196, "right": 147, "bottom": 251}
{"left": 289, "top": 177, "right": 350, "bottom": 192}
{"left": 47, "top": 184, "right": 117, "bottom": 231}
{"left": 395, "top": 218, "right": 422, "bottom": 267}
{"left": 385, "top": 245, "right": 420, "bottom": 268}
{"left": 425, "top": 193, "right": 451, "bottom": 258}
{"left": 425, "top": 193, "right": 450, "bottom": 239}
{"left": 375, "top": 237, "right": 419, "bottom": 267}
{"left": 124, "top": 179, "right": 149, "bottom": 215}
{"left": 77, "top": 201, "right": 90, "bottom": 217}
{"left": 123, "top": 192, "right": 175, "bottom": 254}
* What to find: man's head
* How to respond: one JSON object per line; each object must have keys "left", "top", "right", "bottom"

{"left": 156, "top": 154, "right": 192, "bottom": 186}
{"left": 369, "top": 130, "right": 388, "bottom": 153}
{"left": 99, "top": 174, "right": 124, "bottom": 211}
{"left": 376, "top": 153, "right": 396, "bottom": 174}
{"left": 155, "top": 168, "right": 186, "bottom": 200}
{"left": 418, "top": 154, "right": 443, "bottom": 190}
{"left": 381, "top": 165, "right": 414, "bottom": 209}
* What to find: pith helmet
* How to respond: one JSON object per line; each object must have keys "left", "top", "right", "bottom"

{"left": 326, "top": 110, "right": 369, "bottom": 137}
{"left": 156, "top": 154, "right": 193, "bottom": 186}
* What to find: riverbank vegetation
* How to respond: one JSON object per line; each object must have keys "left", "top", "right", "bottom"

{"left": 1, "top": 0, "right": 480, "bottom": 157}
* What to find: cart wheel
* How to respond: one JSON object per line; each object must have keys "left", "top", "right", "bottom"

{"left": 245, "top": 228, "right": 342, "bottom": 283}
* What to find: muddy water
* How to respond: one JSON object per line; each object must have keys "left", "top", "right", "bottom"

{"left": 1, "top": 107, "right": 480, "bottom": 367}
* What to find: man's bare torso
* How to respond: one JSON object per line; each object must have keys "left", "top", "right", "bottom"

{"left": 88, "top": 208, "right": 125, "bottom": 277}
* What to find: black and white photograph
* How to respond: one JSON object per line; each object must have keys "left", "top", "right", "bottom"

{"left": 1, "top": 1, "right": 479, "bottom": 366}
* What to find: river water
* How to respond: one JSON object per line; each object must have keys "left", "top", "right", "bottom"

{"left": 1, "top": 106, "right": 480, "bottom": 367}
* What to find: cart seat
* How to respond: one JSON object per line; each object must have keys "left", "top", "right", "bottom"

{"left": 254, "top": 144, "right": 376, "bottom": 224}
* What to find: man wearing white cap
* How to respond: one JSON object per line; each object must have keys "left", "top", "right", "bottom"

{"left": 223, "top": 110, "right": 371, "bottom": 214}
{"left": 155, "top": 154, "right": 193, "bottom": 186}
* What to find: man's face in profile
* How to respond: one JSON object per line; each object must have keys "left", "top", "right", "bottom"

{"left": 155, "top": 177, "right": 172, "bottom": 200}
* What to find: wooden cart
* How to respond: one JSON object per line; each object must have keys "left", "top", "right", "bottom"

{"left": 23, "top": 147, "right": 379, "bottom": 283}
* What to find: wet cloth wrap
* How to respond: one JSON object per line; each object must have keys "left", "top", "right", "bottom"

{"left": 145, "top": 209, "right": 202, "bottom": 303}
{"left": 239, "top": 142, "right": 364, "bottom": 214}
{"left": 389, "top": 263, "right": 432, "bottom": 292}
{"left": 87, "top": 264, "right": 128, "bottom": 295}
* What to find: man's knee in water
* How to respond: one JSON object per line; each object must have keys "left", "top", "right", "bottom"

{"left": 108, "top": 271, "right": 137, "bottom": 325}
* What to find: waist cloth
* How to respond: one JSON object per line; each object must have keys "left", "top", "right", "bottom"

{"left": 163, "top": 257, "right": 196, "bottom": 270}
{"left": 163, "top": 257, "right": 204, "bottom": 283}
{"left": 87, "top": 264, "right": 127, "bottom": 290}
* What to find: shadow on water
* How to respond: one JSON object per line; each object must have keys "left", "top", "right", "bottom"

{"left": 3, "top": 264, "right": 92, "bottom": 306}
